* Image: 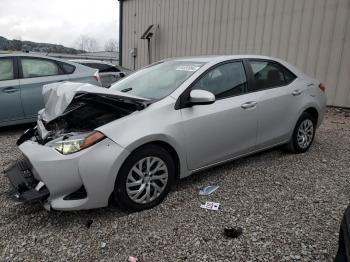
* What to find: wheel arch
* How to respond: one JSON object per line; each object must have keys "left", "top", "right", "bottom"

{"left": 303, "top": 107, "right": 319, "bottom": 125}
{"left": 137, "top": 140, "right": 181, "bottom": 181}
{"left": 108, "top": 139, "right": 183, "bottom": 207}
{"left": 119, "top": 135, "right": 184, "bottom": 182}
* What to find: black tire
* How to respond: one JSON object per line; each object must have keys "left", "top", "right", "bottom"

{"left": 113, "top": 144, "right": 175, "bottom": 211}
{"left": 285, "top": 112, "right": 316, "bottom": 154}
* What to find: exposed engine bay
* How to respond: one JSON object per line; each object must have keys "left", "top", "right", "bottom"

{"left": 42, "top": 94, "right": 143, "bottom": 142}
{"left": 17, "top": 93, "right": 148, "bottom": 146}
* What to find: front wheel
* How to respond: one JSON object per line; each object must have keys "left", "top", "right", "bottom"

{"left": 113, "top": 145, "right": 175, "bottom": 211}
{"left": 286, "top": 112, "right": 316, "bottom": 154}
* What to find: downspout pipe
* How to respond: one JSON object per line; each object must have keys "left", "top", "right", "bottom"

{"left": 118, "top": 0, "right": 123, "bottom": 66}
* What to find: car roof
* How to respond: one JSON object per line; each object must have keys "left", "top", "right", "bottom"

{"left": 167, "top": 55, "right": 282, "bottom": 63}
{"left": 165, "top": 54, "right": 302, "bottom": 76}
{"left": 0, "top": 53, "right": 80, "bottom": 65}
{"left": 0, "top": 53, "right": 59, "bottom": 59}
{"left": 70, "top": 59, "right": 116, "bottom": 66}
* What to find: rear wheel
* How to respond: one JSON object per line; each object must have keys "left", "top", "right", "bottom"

{"left": 286, "top": 112, "right": 316, "bottom": 154}
{"left": 113, "top": 144, "right": 175, "bottom": 211}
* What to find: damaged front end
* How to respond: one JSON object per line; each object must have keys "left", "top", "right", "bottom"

{"left": 6, "top": 82, "right": 150, "bottom": 206}
{"left": 5, "top": 155, "right": 49, "bottom": 202}
{"left": 18, "top": 83, "right": 149, "bottom": 147}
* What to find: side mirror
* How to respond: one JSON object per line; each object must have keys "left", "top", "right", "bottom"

{"left": 189, "top": 90, "right": 215, "bottom": 105}
{"left": 119, "top": 72, "right": 126, "bottom": 78}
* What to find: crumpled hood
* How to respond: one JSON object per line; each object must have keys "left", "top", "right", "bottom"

{"left": 40, "top": 81, "right": 148, "bottom": 122}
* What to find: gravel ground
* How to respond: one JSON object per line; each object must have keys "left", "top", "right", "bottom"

{"left": 0, "top": 108, "right": 349, "bottom": 261}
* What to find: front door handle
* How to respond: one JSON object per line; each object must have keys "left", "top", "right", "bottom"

{"left": 292, "top": 90, "right": 302, "bottom": 96}
{"left": 2, "top": 87, "right": 18, "bottom": 93}
{"left": 241, "top": 101, "right": 257, "bottom": 109}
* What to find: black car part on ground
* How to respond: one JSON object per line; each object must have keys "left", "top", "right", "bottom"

{"left": 224, "top": 227, "right": 243, "bottom": 238}
{"left": 335, "top": 205, "right": 350, "bottom": 262}
{"left": 16, "top": 127, "right": 36, "bottom": 146}
{"left": 4, "top": 156, "right": 49, "bottom": 202}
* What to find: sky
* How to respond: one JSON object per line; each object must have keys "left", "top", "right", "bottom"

{"left": 0, "top": 0, "right": 119, "bottom": 50}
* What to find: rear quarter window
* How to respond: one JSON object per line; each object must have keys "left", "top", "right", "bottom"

{"left": 61, "top": 63, "right": 75, "bottom": 74}
{"left": 282, "top": 67, "right": 297, "bottom": 84}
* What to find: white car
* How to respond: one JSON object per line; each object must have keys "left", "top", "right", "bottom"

{"left": 4, "top": 55, "right": 326, "bottom": 211}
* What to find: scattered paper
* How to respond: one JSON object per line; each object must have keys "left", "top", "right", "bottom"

{"left": 199, "top": 186, "right": 219, "bottom": 196}
{"left": 200, "top": 201, "right": 220, "bottom": 211}
{"left": 100, "top": 242, "right": 107, "bottom": 248}
{"left": 128, "top": 256, "right": 139, "bottom": 262}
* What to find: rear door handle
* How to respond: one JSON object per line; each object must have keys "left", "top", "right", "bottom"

{"left": 2, "top": 87, "right": 18, "bottom": 93}
{"left": 292, "top": 90, "right": 302, "bottom": 96}
{"left": 241, "top": 101, "right": 257, "bottom": 109}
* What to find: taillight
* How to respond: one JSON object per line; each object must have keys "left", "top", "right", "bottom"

{"left": 319, "top": 83, "right": 326, "bottom": 92}
{"left": 93, "top": 71, "right": 101, "bottom": 83}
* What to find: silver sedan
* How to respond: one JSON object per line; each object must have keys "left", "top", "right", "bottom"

{"left": 4, "top": 55, "right": 327, "bottom": 211}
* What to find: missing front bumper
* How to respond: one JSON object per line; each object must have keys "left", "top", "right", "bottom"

{"left": 3, "top": 157, "right": 49, "bottom": 202}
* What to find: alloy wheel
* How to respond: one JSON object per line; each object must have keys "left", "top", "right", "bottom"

{"left": 297, "top": 119, "right": 314, "bottom": 149}
{"left": 126, "top": 156, "right": 168, "bottom": 204}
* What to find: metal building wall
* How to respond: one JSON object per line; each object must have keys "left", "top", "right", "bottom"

{"left": 121, "top": 0, "right": 350, "bottom": 107}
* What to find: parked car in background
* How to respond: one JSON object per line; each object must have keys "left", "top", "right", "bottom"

{"left": 335, "top": 205, "right": 350, "bottom": 261}
{"left": 70, "top": 60, "right": 132, "bottom": 88}
{"left": 0, "top": 54, "right": 101, "bottom": 127}
{"left": 5, "top": 55, "right": 326, "bottom": 211}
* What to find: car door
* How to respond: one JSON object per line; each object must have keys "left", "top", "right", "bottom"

{"left": 19, "top": 57, "right": 69, "bottom": 119}
{"left": 0, "top": 57, "right": 24, "bottom": 123}
{"left": 180, "top": 61, "right": 258, "bottom": 171}
{"left": 246, "top": 60, "right": 299, "bottom": 149}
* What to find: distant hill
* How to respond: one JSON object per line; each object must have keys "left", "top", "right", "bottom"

{"left": 0, "top": 36, "right": 84, "bottom": 54}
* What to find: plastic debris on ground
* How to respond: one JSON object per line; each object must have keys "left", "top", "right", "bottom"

{"left": 200, "top": 201, "right": 220, "bottom": 211}
{"left": 100, "top": 242, "right": 107, "bottom": 249}
{"left": 127, "top": 256, "right": 139, "bottom": 262}
{"left": 224, "top": 227, "right": 243, "bottom": 238}
{"left": 198, "top": 185, "right": 219, "bottom": 196}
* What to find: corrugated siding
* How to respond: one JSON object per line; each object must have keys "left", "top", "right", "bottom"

{"left": 121, "top": 0, "right": 350, "bottom": 107}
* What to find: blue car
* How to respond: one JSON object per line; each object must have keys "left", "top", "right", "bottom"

{"left": 0, "top": 53, "right": 101, "bottom": 127}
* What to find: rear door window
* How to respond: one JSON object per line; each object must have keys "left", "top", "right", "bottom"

{"left": 249, "top": 60, "right": 297, "bottom": 91}
{"left": 21, "top": 58, "right": 60, "bottom": 78}
{"left": 0, "top": 58, "right": 15, "bottom": 81}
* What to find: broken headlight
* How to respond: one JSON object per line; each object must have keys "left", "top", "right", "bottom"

{"left": 49, "top": 131, "right": 105, "bottom": 155}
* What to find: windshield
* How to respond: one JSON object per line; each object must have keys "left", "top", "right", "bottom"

{"left": 110, "top": 61, "right": 205, "bottom": 99}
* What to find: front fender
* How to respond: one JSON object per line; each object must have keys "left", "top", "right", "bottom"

{"left": 97, "top": 98, "right": 190, "bottom": 178}
{"left": 123, "top": 134, "right": 189, "bottom": 179}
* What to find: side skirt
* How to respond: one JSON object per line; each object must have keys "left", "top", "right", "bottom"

{"left": 188, "top": 140, "right": 290, "bottom": 176}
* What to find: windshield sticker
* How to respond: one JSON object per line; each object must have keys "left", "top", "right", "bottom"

{"left": 175, "top": 65, "right": 201, "bottom": 72}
